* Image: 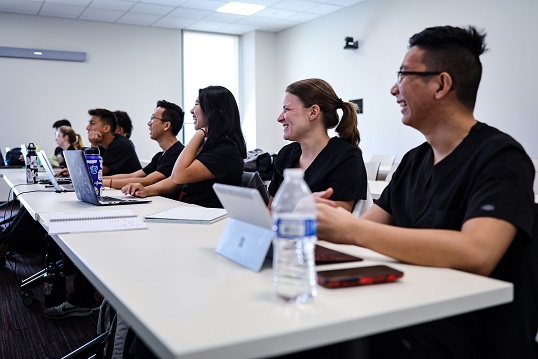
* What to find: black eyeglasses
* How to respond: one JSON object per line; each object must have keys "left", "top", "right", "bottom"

{"left": 150, "top": 114, "right": 167, "bottom": 123}
{"left": 397, "top": 71, "right": 442, "bottom": 84}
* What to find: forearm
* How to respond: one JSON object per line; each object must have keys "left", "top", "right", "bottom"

{"left": 351, "top": 218, "right": 514, "bottom": 276}
{"left": 171, "top": 129, "right": 205, "bottom": 184}
{"left": 144, "top": 177, "right": 180, "bottom": 197}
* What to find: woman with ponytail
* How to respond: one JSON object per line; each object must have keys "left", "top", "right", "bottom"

{"left": 268, "top": 78, "right": 367, "bottom": 212}
{"left": 55, "top": 125, "right": 85, "bottom": 166}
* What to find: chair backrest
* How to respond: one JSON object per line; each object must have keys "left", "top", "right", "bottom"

{"left": 352, "top": 182, "right": 374, "bottom": 217}
{"left": 364, "top": 161, "right": 380, "bottom": 181}
{"left": 241, "top": 171, "right": 270, "bottom": 205}
{"left": 384, "top": 162, "right": 399, "bottom": 182}
{"left": 370, "top": 154, "right": 396, "bottom": 168}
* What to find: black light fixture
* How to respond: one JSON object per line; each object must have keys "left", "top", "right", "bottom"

{"left": 344, "top": 37, "right": 359, "bottom": 50}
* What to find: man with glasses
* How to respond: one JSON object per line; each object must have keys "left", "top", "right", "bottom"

{"left": 86, "top": 108, "right": 141, "bottom": 175}
{"left": 102, "top": 100, "right": 185, "bottom": 197}
{"left": 315, "top": 25, "right": 538, "bottom": 358}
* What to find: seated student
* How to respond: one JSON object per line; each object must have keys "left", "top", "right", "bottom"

{"left": 44, "top": 102, "right": 184, "bottom": 319}
{"left": 102, "top": 100, "right": 185, "bottom": 200}
{"left": 87, "top": 108, "right": 141, "bottom": 175}
{"left": 114, "top": 110, "right": 133, "bottom": 139}
{"left": 51, "top": 119, "right": 72, "bottom": 167}
{"left": 268, "top": 78, "right": 367, "bottom": 212}
{"left": 314, "top": 25, "right": 538, "bottom": 358}
{"left": 122, "top": 85, "right": 247, "bottom": 208}
{"left": 54, "top": 125, "right": 84, "bottom": 167}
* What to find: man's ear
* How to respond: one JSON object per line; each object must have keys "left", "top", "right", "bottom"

{"left": 434, "top": 72, "right": 453, "bottom": 100}
{"left": 163, "top": 121, "right": 172, "bottom": 132}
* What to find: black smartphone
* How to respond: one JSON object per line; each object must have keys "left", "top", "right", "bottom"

{"left": 317, "top": 265, "right": 404, "bottom": 289}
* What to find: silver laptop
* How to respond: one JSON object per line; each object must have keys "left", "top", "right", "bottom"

{"left": 37, "top": 150, "right": 75, "bottom": 192}
{"left": 64, "top": 150, "right": 151, "bottom": 206}
{"left": 213, "top": 183, "right": 273, "bottom": 271}
{"left": 213, "top": 184, "right": 362, "bottom": 272}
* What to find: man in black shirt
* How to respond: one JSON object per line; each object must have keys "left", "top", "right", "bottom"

{"left": 103, "top": 100, "right": 185, "bottom": 199}
{"left": 45, "top": 101, "right": 185, "bottom": 319}
{"left": 86, "top": 108, "right": 141, "bottom": 175}
{"left": 316, "top": 26, "right": 538, "bottom": 358}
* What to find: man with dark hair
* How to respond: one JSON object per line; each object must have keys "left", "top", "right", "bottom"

{"left": 53, "top": 119, "right": 71, "bottom": 129}
{"left": 114, "top": 110, "right": 133, "bottom": 139}
{"left": 102, "top": 100, "right": 185, "bottom": 199}
{"left": 316, "top": 25, "right": 538, "bottom": 358}
{"left": 86, "top": 108, "right": 141, "bottom": 175}
{"left": 52, "top": 119, "right": 72, "bottom": 165}
{"left": 45, "top": 101, "right": 185, "bottom": 319}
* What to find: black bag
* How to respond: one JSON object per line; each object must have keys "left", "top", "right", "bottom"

{"left": 0, "top": 207, "right": 48, "bottom": 253}
{"left": 244, "top": 149, "right": 276, "bottom": 181}
{"left": 6, "top": 147, "right": 25, "bottom": 166}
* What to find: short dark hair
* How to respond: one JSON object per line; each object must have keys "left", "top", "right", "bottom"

{"left": 88, "top": 108, "right": 117, "bottom": 132}
{"left": 409, "top": 25, "right": 488, "bottom": 110}
{"left": 156, "top": 100, "right": 184, "bottom": 136}
{"left": 114, "top": 111, "right": 133, "bottom": 138}
{"left": 53, "top": 119, "right": 71, "bottom": 129}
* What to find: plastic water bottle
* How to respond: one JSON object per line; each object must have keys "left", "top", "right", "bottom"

{"left": 25, "top": 143, "right": 38, "bottom": 184}
{"left": 84, "top": 146, "right": 103, "bottom": 196}
{"left": 271, "top": 168, "right": 317, "bottom": 304}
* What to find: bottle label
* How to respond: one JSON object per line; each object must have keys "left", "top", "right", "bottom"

{"left": 275, "top": 218, "right": 316, "bottom": 238}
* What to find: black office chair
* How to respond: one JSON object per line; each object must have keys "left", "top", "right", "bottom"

{"left": 241, "top": 171, "right": 269, "bottom": 205}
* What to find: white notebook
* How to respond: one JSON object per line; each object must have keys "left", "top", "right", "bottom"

{"left": 47, "top": 209, "right": 147, "bottom": 234}
{"left": 145, "top": 205, "right": 227, "bottom": 224}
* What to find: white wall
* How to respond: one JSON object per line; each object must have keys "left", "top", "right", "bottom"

{"left": 0, "top": 13, "right": 182, "bottom": 162}
{"left": 273, "top": 0, "right": 538, "bottom": 161}
{"left": 3, "top": 1, "right": 538, "bottom": 162}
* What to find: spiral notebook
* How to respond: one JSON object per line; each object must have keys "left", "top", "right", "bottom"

{"left": 47, "top": 209, "right": 148, "bottom": 234}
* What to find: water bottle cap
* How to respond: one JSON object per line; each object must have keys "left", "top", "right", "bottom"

{"left": 84, "top": 146, "right": 100, "bottom": 155}
{"left": 283, "top": 168, "right": 304, "bottom": 178}
{"left": 27, "top": 143, "right": 36, "bottom": 151}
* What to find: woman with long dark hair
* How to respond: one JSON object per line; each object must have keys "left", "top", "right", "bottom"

{"left": 122, "top": 85, "right": 246, "bottom": 208}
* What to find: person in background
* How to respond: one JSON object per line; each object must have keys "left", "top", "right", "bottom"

{"left": 122, "top": 85, "right": 246, "bottom": 208}
{"left": 102, "top": 100, "right": 185, "bottom": 199}
{"left": 314, "top": 25, "right": 538, "bottom": 358}
{"left": 51, "top": 119, "right": 72, "bottom": 167}
{"left": 54, "top": 126, "right": 84, "bottom": 167}
{"left": 86, "top": 108, "right": 141, "bottom": 175}
{"left": 268, "top": 78, "right": 367, "bottom": 212}
{"left": 114, "top": 110, "right": 133, "bottom": 140}
{"left": 114, "top": 110, "right": 136, "bottom": 150}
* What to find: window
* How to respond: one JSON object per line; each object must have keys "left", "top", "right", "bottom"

{"left": 182, "top": 31, "right": 240, "bottom": 143}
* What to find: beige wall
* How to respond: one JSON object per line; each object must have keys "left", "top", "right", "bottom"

{"left": 0, "top": 13, "right": 182, "bottom": 162}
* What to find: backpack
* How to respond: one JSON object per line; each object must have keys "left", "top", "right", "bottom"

{"left": 244, "top": 148, "right": 276, "bottom": 181}
{"left": 6, "top": 148, "right": 25, "bottom": 166}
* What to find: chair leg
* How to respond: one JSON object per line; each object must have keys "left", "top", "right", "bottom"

{"left": 59, "top": 332, "right": 110, "bottom": 359}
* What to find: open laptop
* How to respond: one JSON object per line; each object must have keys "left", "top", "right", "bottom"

{"left": 37, "top": 150, "right": 75, "bottom": 192}
{"left": 63, "top": 150, "right": 151, "bottom": 206}
{"left": 213, "top": 183, "right": 362, "bottom": 272}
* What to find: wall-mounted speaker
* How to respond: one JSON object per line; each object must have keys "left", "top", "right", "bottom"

{"left": 0, "top": 46, "right": 86, "bottom": 62}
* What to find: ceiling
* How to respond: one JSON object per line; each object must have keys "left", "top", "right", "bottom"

{"left": 0, "top": 0, "right": 367, "bottom": 35}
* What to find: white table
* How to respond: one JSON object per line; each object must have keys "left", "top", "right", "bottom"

{"left": 2, "top": 170, "right": 514, "bottom": 359}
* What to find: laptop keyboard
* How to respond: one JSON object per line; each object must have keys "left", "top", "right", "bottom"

{"left": 99, "top": 196, "right": 123, "bottom": 204}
